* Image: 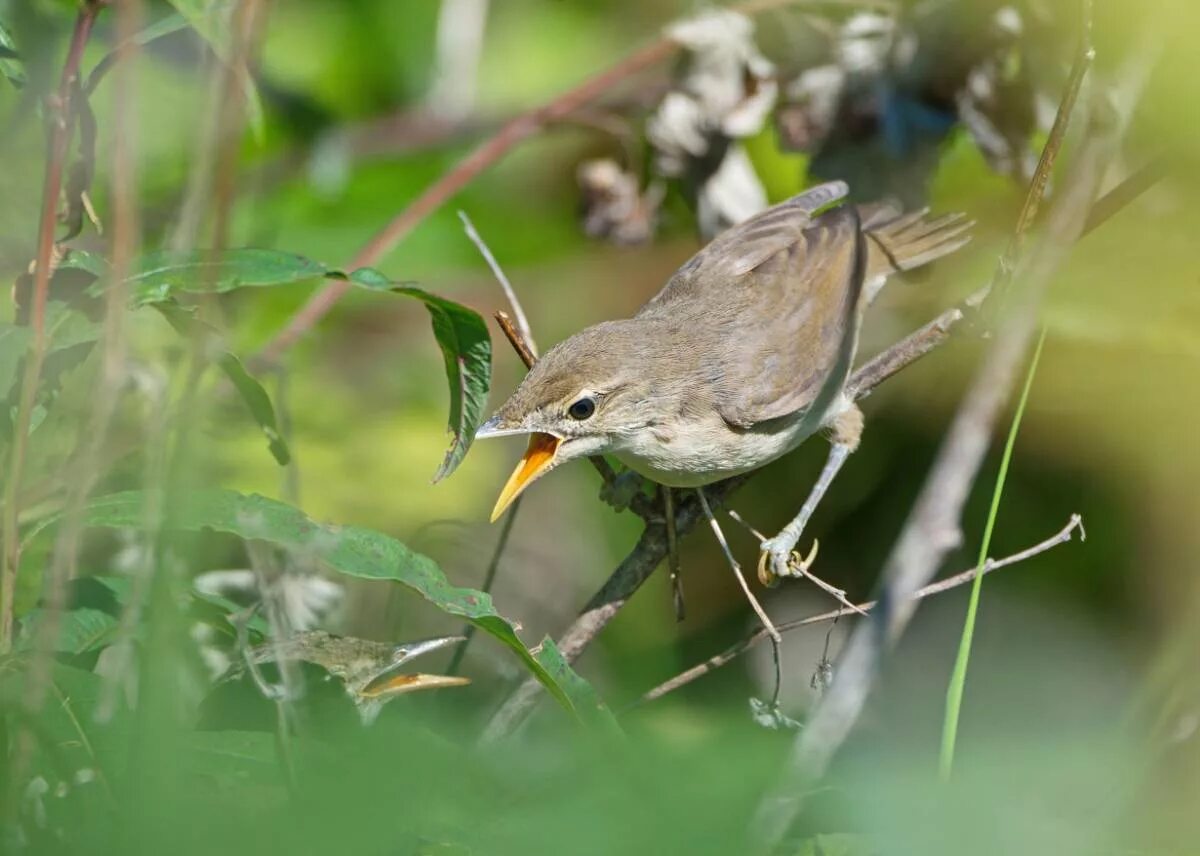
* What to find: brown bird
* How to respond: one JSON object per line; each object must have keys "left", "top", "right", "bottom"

{"left": 477, "top": 181, "right": 970, "bottom": 584}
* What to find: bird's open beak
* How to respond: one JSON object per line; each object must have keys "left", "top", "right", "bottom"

{"left": 360, "top": 635, "right": 471, "bottom": 699}
{"left": 489, "top": 432, "right": 562, "bottom": 522}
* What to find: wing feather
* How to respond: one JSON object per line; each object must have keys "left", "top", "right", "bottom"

{"left": 637, "top": 182, "right": 866, "bottom": 429}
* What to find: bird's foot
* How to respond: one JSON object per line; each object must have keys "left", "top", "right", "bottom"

{"left": 599, "top": 469, "right": 646, "bottom": 512}
{"left": 756, "top": 536, "right": 820, "bottom": 588}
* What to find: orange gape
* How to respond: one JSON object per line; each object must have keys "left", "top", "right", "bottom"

{"left": 490, "top": 433, "right": 562, "bottom": 522}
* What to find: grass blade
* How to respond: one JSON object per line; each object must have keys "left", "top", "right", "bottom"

{"left": 939, "top": 326, "right": 1048, "bottom": 779}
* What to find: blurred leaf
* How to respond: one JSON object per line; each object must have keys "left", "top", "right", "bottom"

{"left": 58, "top": 247, "right": 110, "bottom": 279}
{"left": 44, "top": 300, "right": 101, "bottom": 351}
{"left": 792, "top": 834, "right": 880, "bottom": 856}
{"left": 162, "top": 0, "right": 265, "bottom": 139}
{"left": 112, "top": 248, "right": 328, "bottom": 306}
{"left": 189, "top": 588, "right": 270, "bottom": 639}
{"left": 0, "top": 19, "right": 24, "bottom": 89}
{"left": 0, "top": 323, "right": 33, "bottom": 399}
{"left": 73, "top": 490, "right": 617, "bottom": 731}
{"left": 349, "top": 268, "right": 492, "bottom": 481}
{"left": 154, "top": 302, "right": 290, "bottom": 465}
{"left": 91, "top": 249, "right": 489, "bottom": 478}
{"left": 17, "top": 607, "right": 120, "bottom": 654}
{"left": 134, "top": 12, "right": 191, "bottom": 44}
{"left": 533, "top": 636, "right": 622, "bottom": 738}
{"left": 186, "top": 729, "right": 280, "bottom": 783}
{"left": 211, "top": 352, "right": 290, "bottom": 465}
{"left": 1, "top": 303, "right": 99, "bottom": 443}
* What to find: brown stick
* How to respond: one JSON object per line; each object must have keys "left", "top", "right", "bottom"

{"left": 636, "top": 515, "right": 1084, "bottom": 705}
{"left": 495, "top": 310, "right": 537, "bottom": 369}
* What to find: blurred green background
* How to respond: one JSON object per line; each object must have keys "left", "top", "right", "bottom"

{"left": 1, "top": 0, "right": 1198, "bottom": 853}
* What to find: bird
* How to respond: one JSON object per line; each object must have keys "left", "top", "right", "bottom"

{"left": 223, "top": 632, "right": 470, "bottom": 725}
{"left": 476, "top": 180, "right": 970, "bottom": 585}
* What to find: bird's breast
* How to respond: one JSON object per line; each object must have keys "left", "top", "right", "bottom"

{"left": 609, "top": 408, "right": 820, "bottom": 488}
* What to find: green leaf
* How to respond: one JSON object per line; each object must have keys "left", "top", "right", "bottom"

{"left": 73, "top": 490, "right": 614, "bottom": 729}
{"left": 0, "top": 323, "right": 32, "bottom": 399}
{"left": 534, "top": 637, "right": 622, "bottom": 735}
{"left": 349, "top": 269, "right": 491, "bottom": 482}
{"left": 155, "top": 302, "right": 290, "bottom": 465}
{"left": 115, "top": 249, "right": 329, "bottom": 306}
{"left": 397, "top": 287, "right": 490, "bottom": 482}
{"left": 57, "top": 247, "right": 110, "bottom": 279}
{"left": 94, "top": 251, "right": 490, "bottom": 479}
{"left": 0, "top": 19, "right": 25, "bottom": 89}
{"left": 126, "top": 12, "right": 193, "bottom": 50}
{"left": 18, "top": 607, "right": 119, "bottom": 655}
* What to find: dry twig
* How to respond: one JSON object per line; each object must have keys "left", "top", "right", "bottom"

{"left": 636, "top": 515, "right": 1084, "bottom": 706}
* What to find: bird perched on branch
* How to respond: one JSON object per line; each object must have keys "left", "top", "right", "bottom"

{"left": 477, "top": 181, "right": 970, "bottom": 584}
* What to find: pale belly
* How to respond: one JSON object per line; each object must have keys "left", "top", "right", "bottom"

{"left": 610, "top": 395, "right": 850, "bottom": 487}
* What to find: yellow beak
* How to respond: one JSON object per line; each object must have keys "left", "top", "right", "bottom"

{"left": 360, "top": 672, "right": 471, "bottom": 698}
{"left": 490, "top": 432, "right": 562, "bottom": 522}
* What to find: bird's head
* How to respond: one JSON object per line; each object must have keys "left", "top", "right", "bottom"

{"left": 476, "top": 320, "right": 655, "bottom": 521}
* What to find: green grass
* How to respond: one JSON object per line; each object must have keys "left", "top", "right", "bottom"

{"left": 939, "top": 327, "right": 1048, "bottom": 779}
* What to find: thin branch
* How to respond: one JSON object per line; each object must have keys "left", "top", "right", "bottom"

{"left": 1, "top": 0, "right": 104, "bottom": 654}
{"left": 697, "top": 489, "right": 783, "bottom": 707}
{"left": 451, "top": 215, "right": 535, "bottom": 675}
{"left": 254, "top": 0, "right": 842, "bottom": 364}
{"left": 255, "top": 36, "right": 677, "bottom": 363}
{"left": 494, "top": 310, "right": 538, "bottom": 369}
{"left": 1083, "top": 154, "right": 1167, "bottom": 235}
{"left": 999, "top": 0, "right": 1095, "bottom": 272}
{"left": 460, "top": 212, "right": 536, "bottom": 352}
{"left": 727, "top": 509, "right": 866, "bottom": 617}
{"left": 849, "top": 119, "right": 1164, "bottom": 403}
{"left": 636, "top": 514, "right": 1084, "bottom": 706}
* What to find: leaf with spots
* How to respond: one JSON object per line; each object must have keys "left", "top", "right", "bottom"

{"left": 107, "top": 248, "right": 329, "bottom": 307}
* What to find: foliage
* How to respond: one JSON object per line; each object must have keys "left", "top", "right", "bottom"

{"left": 0, "top": 0, "right": 1195, "bottom": 854}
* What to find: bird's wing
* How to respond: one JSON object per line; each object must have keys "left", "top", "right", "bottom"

{"left": 638, "top": 181, "right": 866, "bottom": 429}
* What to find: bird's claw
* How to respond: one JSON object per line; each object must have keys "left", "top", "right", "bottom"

{"left": 756, "top": 537, "right": 819, "bottom": 588}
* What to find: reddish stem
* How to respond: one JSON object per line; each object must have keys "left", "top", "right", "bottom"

{"left": 255, "top": 37, "right": 677, "bottom": 364}
{"left": 1, "top": 2, "right": 104, "bottom": 652}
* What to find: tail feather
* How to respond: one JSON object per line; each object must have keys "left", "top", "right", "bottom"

{"left": 863, "top": 209, "right": 973, "bottom": 283}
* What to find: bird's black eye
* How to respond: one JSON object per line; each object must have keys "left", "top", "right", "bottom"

{"left": 567, "top": 397, "right": 596, "bottom": 420}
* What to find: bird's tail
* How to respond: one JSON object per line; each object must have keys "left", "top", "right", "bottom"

{"left": 861, "top": 206, "right": 974, "bottom": 284}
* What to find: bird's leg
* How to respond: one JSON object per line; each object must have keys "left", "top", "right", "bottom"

{"left": 663, "top": 485, "right": 685, "bottom": 621}
{"left": 696, "top": 488, "right": 782, "bottom": 708}
{"left": 729, "top": 510, "right": 867, "bottom": 617}
{"left": 759, "top": 404, "right": 862, "bottom": 587}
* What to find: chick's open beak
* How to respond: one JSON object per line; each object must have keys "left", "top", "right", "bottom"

{"left": 490, "top": 432, "right": 561, "bottom": 522}
{"left": 359, "top": 635, "right": 471, "bottom": 699}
